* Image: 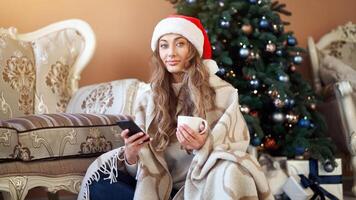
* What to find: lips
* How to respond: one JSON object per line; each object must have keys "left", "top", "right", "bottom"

{"left": 166, "top": 60, "right": 180, "bottom": 65}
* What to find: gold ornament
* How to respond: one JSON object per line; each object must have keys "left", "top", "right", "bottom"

{"left": 286, "top": 113, "right": 299, "bottom": 124}
{"left": 268, "top": 89, "right": 279, "bottom": 98}
{"left": 242, "top": 24, "right": 253, "bottom": 35}
{"left": 226, "top": 70, "right": 236, "bottom": 77}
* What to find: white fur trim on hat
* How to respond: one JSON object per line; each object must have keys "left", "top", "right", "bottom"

{"left": 151, "top": 17, "right": 204, "bottom": 56}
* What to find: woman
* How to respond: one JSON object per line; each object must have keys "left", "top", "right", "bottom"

{"left": 78, "top": 15, "right": 272, "bottom": 200}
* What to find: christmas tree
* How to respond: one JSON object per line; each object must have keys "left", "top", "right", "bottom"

{"left": 167, "top": 0, "right": 335, "bottom": 164}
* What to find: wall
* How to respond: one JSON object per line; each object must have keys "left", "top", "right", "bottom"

{"left": 0, "top": 0, "right": 355, "bottom": 85}
{"left": 0, "top": 0, "right": 174, "bottom": 86}
{"left": 278, "top": 0, "right": 356, "bottom": 81}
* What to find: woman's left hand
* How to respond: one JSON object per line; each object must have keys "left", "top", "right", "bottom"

{"left": 176, "top": 123, "right": 207, "bottom": 150}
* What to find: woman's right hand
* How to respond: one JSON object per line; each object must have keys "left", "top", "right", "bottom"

{"left": 121, "top": 129, "right": 150, "bottom": 165}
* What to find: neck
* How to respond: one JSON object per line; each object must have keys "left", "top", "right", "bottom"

{"left": 171, "top": 73, "right": 184, "bottom": 83}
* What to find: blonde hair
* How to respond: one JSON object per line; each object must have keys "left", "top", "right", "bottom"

{"left": 150, "top": 40, "right": 216, "bottom": 151}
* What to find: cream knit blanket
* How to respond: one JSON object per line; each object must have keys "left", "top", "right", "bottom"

{"left": 78, "top": 61, "right": 273, "bottom": 200}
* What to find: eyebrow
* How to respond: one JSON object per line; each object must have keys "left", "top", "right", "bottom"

{"left": 159, "top": 36, "right": 185, "bottom": 43}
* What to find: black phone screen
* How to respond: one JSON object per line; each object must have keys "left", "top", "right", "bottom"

{"left": 117, "top": 120, "right": 144, "bottom": 136}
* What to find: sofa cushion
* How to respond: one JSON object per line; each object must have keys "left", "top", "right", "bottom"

{"left": 0, "top": 121, "right": 19, "bottom": 161}
{"left": 33, "top": 29, "right": 85, "bottom": 114}
{"left": 0, "top": 157, "right": 96, "bottom": 177}
{"left": 66, "top": 79, "right": 142, "bottom": 115}
{"left": 0, "top": 28, "right": 36, "bottom": 119}
{"left": 0, "top": 113, "right": 129, "bottom": 161}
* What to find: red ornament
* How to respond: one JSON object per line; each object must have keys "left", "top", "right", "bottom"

{"left": 243, "top": 75, "right": 253, "bottom": 80}
{"left": 264, "top": 137, "right": 278, "bottom": 150}
{"left": 250, "top": 111, "right": 259, "bottom": 118}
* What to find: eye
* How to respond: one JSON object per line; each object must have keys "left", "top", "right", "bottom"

{"left": 176, "top": 41, "right": 185, "bottom": 47}
{"left": 160, "top": 43, "right": 168, "bottom": 49}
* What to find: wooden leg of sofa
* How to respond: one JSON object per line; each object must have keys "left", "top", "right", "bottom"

{"left": 0, "top": 176, "right": 28, "bottom": 200}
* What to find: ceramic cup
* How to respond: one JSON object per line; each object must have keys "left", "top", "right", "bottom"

{"left": 177, "top": 116, "right": 208, "bottom": 134}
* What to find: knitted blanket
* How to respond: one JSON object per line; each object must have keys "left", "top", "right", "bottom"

{"left": 78, "top": 61, "right": 273, "bottom": 200}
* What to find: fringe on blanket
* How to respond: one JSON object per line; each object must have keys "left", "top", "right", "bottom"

{"left": 77, "top": 147, "right": 125, "bottom": 200}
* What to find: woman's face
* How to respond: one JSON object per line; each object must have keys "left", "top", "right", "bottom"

{"left": 158, "top": 33, "right": 190, "bottom": 82}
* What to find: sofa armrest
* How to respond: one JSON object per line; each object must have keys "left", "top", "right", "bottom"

{"left": 0, "top": 113, "right": 130, "bottom": 161}
{"left": 308, "top": 36, "right": 323, "bottom": 94}
{"left": 334, "top": 81, "right": 356, "bottom": 154}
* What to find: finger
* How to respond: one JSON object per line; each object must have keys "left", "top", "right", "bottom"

{"left": 181, "top": 124, "right": 194, "bottom": 134}
{"left": 121, "top": 129, "right": 130, "bottom": 139}
{"left": 194, "top": 132, "right": 208, "bottom": 149}
{"left": 176, "top": 130, "right": 186, "bottom": 145}
{"left": 178, "top": 126, "right": 194, "bottom": 144}
{"left": 132, "top": 134, "right": 151, "bottom": 145}
{"left": 126, "top": 132, "right": 145, "bottom": 144}
{"left": 180, "top": 125, "right": 196, "bottom": 140}
{"left": 176, "top": 130, "right": 183, "bottom": 143}
{"left": 181, "top": 125, "right": 197, "bottom": 138}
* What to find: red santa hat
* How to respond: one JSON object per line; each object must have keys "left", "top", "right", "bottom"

{"left": 151, "top": 15, "right": 218, "bottom": 74}
{"left": 151, "top": 15, "right": 212, "bottom": 59}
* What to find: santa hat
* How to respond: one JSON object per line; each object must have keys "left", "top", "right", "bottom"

{"left": 151, "top": 15, "right": 219, "bottom": 74}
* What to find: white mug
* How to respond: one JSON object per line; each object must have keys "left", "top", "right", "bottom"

{"left": 177, "top": 116, "right": 208, "bottom": 134}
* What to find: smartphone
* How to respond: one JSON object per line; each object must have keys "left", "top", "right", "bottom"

{"left": 117, "top": 120, "right": 150, "bottom": 143}
{"left": 117, "top": 120, "right": 144, "bottom": 136}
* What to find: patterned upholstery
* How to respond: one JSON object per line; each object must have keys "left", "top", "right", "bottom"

{"left": 0, "top": 122, "right": 18, "bottom": 161}
{"left": 0, "top": 20, "right": 92, "bottom": 120}
{"left": 0, "top": 28, "right": 36, "bottom": 119}
{"left": 0, "top": 19, "right": 98, "bottom": 200}
{"left": 66, "top": 79, "right": 143, "bottom": 115}
{"left": 320, "top": 28, "right": 356, "bottom": 71}
{"left": 33, "top": 29, "right": 85, "bottom": 114}
{"left": 0, "top": 113, "right": 128, "bottom": 161}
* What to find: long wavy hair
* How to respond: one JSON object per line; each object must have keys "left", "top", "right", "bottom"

{"left": 150, "top": 39, "right": 216, "bottom": 151}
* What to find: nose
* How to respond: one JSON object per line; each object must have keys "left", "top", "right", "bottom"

{"left": 167, "top": 46, "right": 176, "bottom": 57}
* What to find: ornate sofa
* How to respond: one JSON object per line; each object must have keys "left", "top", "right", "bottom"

{"left": 308, "top": 22, "right": 356, "bottom": 196}
{"left": 0, "top": 18, "right": 265, "bottom": 200}
{"left": 0, "top": 19, "right": 146, "bottom": 199}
